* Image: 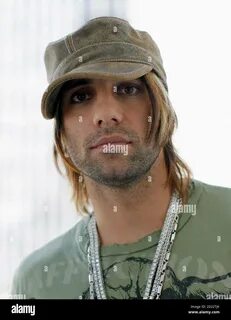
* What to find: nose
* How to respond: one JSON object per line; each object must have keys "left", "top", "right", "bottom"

{"left": 92, "top": 92, "right": 123, "bottom": 128}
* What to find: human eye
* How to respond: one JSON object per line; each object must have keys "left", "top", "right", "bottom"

{"left": 70, "top": 88, "right": 92, "bottom": 104}
{"left": 117, "top": 82, "right": 143, "bottom": 96}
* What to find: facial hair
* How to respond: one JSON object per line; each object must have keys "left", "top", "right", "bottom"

{"left": 65, "top": 127, "right": 160, "bottom": 189}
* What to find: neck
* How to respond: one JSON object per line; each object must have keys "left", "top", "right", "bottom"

{"left": 84, "top": 150, "right": 172, "bottom": 246}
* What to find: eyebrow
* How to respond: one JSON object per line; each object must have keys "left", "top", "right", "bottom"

{"left": 60, "top": 77, "right": 146, "bottom": 95}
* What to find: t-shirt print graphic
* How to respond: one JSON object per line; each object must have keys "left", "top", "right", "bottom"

{"left": 80, "top": 258, "right": 231, "bottom": 299}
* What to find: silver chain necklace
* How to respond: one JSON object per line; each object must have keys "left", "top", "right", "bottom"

{"left": 87, "top": 192, "right": 181, "bottom": 299}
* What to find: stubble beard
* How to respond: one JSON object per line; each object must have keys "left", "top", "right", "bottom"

{"left": 65, "top": 135, "right": 160, "bottom": 189}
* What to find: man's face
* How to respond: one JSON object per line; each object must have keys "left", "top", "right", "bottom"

{"left": 61, "top": 78, "right": 160, "bottom": 188}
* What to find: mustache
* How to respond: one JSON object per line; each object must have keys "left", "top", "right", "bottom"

{"left": 84, "top": 127, "right": 140, "bottom": 149}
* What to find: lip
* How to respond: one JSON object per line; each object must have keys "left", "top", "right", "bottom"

{"left": 90, "top": 136, "right": 131, "bottom": 149}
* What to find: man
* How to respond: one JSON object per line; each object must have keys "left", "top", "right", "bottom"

{"left": 12, "top": 16, "right": 231, "bottom": 299}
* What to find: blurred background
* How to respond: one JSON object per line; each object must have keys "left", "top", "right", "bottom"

{"left": 0, "top": 0, "right": 230, "bottom": 297}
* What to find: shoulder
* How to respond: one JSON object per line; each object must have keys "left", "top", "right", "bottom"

{"left": 191, "top": 179, "right": 231, "bottom": 205}
{"left": 188, "top": 179, "right": 231, "bottom": 224}
{"left": 11, "top": 216, "right": 90, "bottom": 298}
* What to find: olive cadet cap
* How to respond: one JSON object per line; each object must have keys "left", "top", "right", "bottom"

{"left": 41, "top": 16, "right": 168, "bottom": 119}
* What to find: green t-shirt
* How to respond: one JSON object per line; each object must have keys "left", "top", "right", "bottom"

{"left": 11, "top": 179, "right": 231, "bottom": 299}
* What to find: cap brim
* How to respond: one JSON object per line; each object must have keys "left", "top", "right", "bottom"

{"left": 41, "top": 62, "right": 153, "bottom": 119}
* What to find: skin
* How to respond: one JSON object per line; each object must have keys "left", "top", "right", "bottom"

{"left": 61, "top": 78, "right": 171, "bottom": 245}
